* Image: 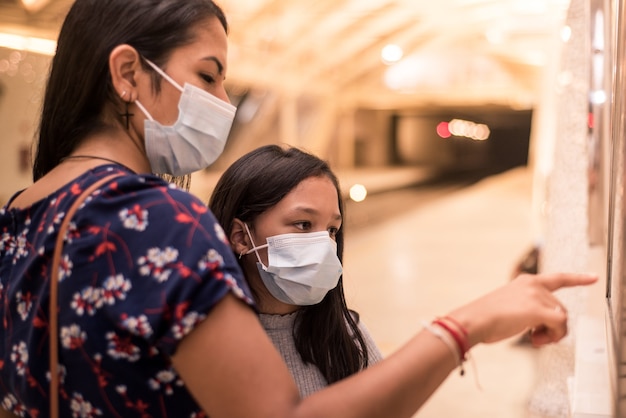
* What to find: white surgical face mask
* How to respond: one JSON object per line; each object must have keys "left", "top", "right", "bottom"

{"left": 134, "top": 58, "right": 236, "bottom": 176}
{"left": 244, "top": 224, "right": 343, "bottom": 306}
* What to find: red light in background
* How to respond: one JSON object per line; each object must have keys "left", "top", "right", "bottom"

{"left": 436, "top": 121, "right": 451, "bottom": 138}
{"left": 588, "top": 112, "right": 594, "bottom": 129}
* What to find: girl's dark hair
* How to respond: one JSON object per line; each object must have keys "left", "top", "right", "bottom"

{"left": 32, "top": 0, "right": 227, "bottom": 181}
{"left": 209, "top": 145, "right": 370, "bottom": 384}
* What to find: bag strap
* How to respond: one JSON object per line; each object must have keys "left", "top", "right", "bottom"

{"left": 49, "top": 173, "right": 122, "bottom": 418}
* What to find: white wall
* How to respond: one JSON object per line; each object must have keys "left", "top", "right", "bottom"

{"left": 526, "top": 0, "right": 611, "bottom": 416}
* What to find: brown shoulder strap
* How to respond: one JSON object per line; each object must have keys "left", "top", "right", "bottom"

{"left": 48, "top": 173, "right": 122, "bottom": 418}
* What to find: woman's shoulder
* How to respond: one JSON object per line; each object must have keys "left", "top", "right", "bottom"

{"left": 72, "top": 165, "right": 228, "bottom": 247}
{"left": 83, "top": 165, "right": 211, "bottom": 216}
{"left": 70, "top": 165, "right": 254, "bottom": 317}
{"left": 90, "top": 165, "right": 197, "bottom": 200}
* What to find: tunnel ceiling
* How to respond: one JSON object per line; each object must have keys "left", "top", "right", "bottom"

{"left": 0, "top": 0, "right": 572, "bottom": 111}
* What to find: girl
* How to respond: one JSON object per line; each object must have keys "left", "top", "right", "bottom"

{"left": 209, "top": 145, "right": 383, "bottom": 397}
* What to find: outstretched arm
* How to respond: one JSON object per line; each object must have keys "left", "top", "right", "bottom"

{"left": 450, "top": 273, "right": 591, "bottom": 346}
{"left": 172, "top": 272, "right": 596, "bottom": 418}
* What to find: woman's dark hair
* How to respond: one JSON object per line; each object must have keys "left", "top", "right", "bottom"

{"left": 32, "top": 0, "right": 228, "bottom": 181}
{"left": 209, "top": 145, "right": 370, "bottom": 384}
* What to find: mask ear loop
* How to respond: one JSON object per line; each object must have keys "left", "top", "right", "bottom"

{"left": 134, "top": 99, "right": 154, "bottom": 121}
{"left": 134, "top": 57, "right": 185, "bottom": 123}
{"left": 243, "top": 223, "right": 267, "bottom": 266}
{"left": 143, "top": 58, "right": 184, "bottom": 93}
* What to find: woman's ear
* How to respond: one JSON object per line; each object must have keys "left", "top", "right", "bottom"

{"left": 109, "top": 44, "right": 143, "bottom": 102}
{"left": 230, "top": 219, "right": 251, "bottom": 258}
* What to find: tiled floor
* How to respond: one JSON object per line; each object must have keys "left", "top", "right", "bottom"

{"left": 340, "top": 166, "right": 543, "bottom": 417}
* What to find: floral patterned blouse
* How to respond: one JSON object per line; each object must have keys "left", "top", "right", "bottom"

{"left": 0, "top": 164, "right": 254, "bottom": 417}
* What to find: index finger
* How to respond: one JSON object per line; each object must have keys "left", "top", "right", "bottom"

{"left": 535, "top": 272, "right": 598, "bottom": 291}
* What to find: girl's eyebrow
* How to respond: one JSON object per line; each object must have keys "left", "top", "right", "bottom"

{"left": 290, "top": 206, "right": 342, "bottom": 221}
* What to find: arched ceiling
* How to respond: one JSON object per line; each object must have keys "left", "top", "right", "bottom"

{"left": 0, "top": 0, "right": 571, "bottom": 110}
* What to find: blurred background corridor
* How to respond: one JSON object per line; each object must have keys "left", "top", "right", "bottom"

{"left": 0, "top": 0, "right": 620, "bottom": 416}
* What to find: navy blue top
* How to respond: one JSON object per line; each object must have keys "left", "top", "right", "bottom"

{"left": 0, "top": 164, "right": 254, "bottom": 417}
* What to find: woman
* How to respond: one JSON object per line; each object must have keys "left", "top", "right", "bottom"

{"left": 0, "top": 0, "right": 596, "bottom": 417}
{"left": 2, "top": 1, "right": 248, "bottom": 416}
{"left": 209, "top": 145, "right": 383, "bottom": 397}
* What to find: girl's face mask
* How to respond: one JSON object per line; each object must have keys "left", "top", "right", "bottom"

{"left": 134, "top": 58, "right": 237, "bottom": 176}
{"left": 244, "top": 224, "right": 343, "bottom": 306}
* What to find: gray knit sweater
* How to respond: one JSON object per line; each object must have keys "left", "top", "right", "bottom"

{"left": 259, "top": 312, "right": 383, "bottom": 398}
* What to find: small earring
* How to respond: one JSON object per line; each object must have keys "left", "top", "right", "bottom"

{"left": 239, "top": 250, "right": 246, "bottom": 260}
{"left": 120, "top": 90, "right": 127, "bottom": 100}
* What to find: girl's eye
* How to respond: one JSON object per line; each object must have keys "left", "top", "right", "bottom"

{"left": 328, "top": 227, "right": 339, "bottom": 238}
{"left": 294, "top": 221, "right": 311, "bottom": 231}
{"left": 200, "top": 73, "right": 216, "bottom": 84}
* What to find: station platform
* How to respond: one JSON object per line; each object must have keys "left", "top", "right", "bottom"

{"left": 190, "top": 165, "right": 441, "bottom": 202}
